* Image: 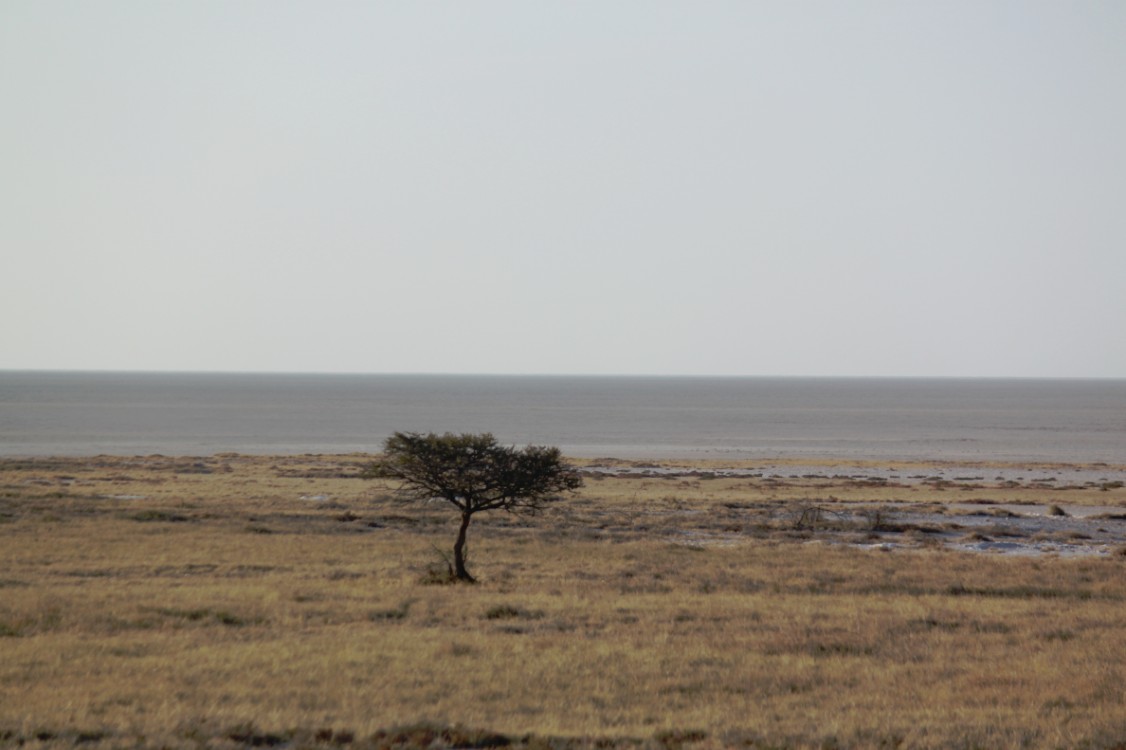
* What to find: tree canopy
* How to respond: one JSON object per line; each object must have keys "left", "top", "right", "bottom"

{"left": 364, "top": 431, "right": 583, "bottom": 582}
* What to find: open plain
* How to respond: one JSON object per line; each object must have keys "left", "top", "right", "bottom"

{"left": 1, "top": 454, "right": 1125, "bottom": 749}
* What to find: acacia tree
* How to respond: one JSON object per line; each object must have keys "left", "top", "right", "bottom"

{"left": 364, "top": 431, "right": 583, "bottom": 582}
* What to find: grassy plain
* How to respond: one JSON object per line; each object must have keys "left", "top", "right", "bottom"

{"left": 1, "top": 454, "right": 1125, "bottom": 749}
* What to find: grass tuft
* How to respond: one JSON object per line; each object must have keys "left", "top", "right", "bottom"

{"left": 129, "top": 509, "right": 191, "bottom": 523}
{"left": 371, "top": 722, "right": 512, "bottom": 749}
{"left": 370, "top": 600, "right": 414, "bottom": 622}
{"left": 484, "top": 604, "right": 543, "bottom": 621}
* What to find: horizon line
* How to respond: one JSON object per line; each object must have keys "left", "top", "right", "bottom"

{"left": 2, "top": 368, "right": 1124, "bottom": 382}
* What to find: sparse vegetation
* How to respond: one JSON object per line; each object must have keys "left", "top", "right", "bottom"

{"left": 0, "top": 454, "right": 1124, "bottom": 748}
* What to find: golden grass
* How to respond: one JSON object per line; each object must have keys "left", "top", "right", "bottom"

{"left": 1, "top": 454, "right": 1124, "bottom": 749}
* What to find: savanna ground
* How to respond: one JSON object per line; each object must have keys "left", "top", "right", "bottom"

{"left": 1, "top": 454, "right": 1125, "bottom": 749}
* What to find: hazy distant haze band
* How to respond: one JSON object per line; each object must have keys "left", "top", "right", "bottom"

{"left": 1, "top": 372, "right": 1124, "bottom": 463}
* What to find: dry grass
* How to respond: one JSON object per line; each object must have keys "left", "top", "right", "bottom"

{"left": 1, "top": 454, "right": 1125, "bottom": 749}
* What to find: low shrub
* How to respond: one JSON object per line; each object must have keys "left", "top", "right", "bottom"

{"left": 484, "top": 604, "right": 545, "bottom": 622}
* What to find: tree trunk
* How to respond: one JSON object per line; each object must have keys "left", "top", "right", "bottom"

{"left": 453, "top": 510, "right": 475, "bottom": 583}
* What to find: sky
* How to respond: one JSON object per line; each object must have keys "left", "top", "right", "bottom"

{"left": 2, "top": 2, "right": 1125, "bottom": 378}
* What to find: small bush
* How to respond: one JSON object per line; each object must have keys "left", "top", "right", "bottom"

{"left": 484, "top": 605, "right": 543, "bottom": 621}
{"left": 419, "top": 562, "right": 458, "bottom": 586}
{"left": 314, "top": 728, "right": 355, "bottom": 745}
{"left": 129, "top": 510, "right": 190, "bottom": 523}
{"left": 1043, "top": 629, "right": 1076, "bottom": 642}
{"left": 370, "top": 722, "right": 511, "bottom": 749}
{"left": 654, "top": 728, "right": 708, "bottom": 749}
{"left": 214, "top": 611, "right": 247, "bottom": 626}
{"left": 325, "top": 569, "right": 363, "bottom": 581}
{"left": 225, "top": 722, "right": 286, "bottom": 747}
{"left": 445, "top": 642, "right": 476, "bottom": 657}
{"left": 156, "top": 607, "right": 257, "bottom": 627}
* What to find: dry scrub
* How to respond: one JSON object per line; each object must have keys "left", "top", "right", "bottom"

{"left": 1, "top": 454, "right": 1125, "bottom": 749}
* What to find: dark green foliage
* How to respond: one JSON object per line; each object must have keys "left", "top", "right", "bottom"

{"left": 365, "top": 432, "right": 582, "bottom": 516}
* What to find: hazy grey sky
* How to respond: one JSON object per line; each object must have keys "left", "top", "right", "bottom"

{"left": 3, "top": 2, "right": 1124, "bottom": 377}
